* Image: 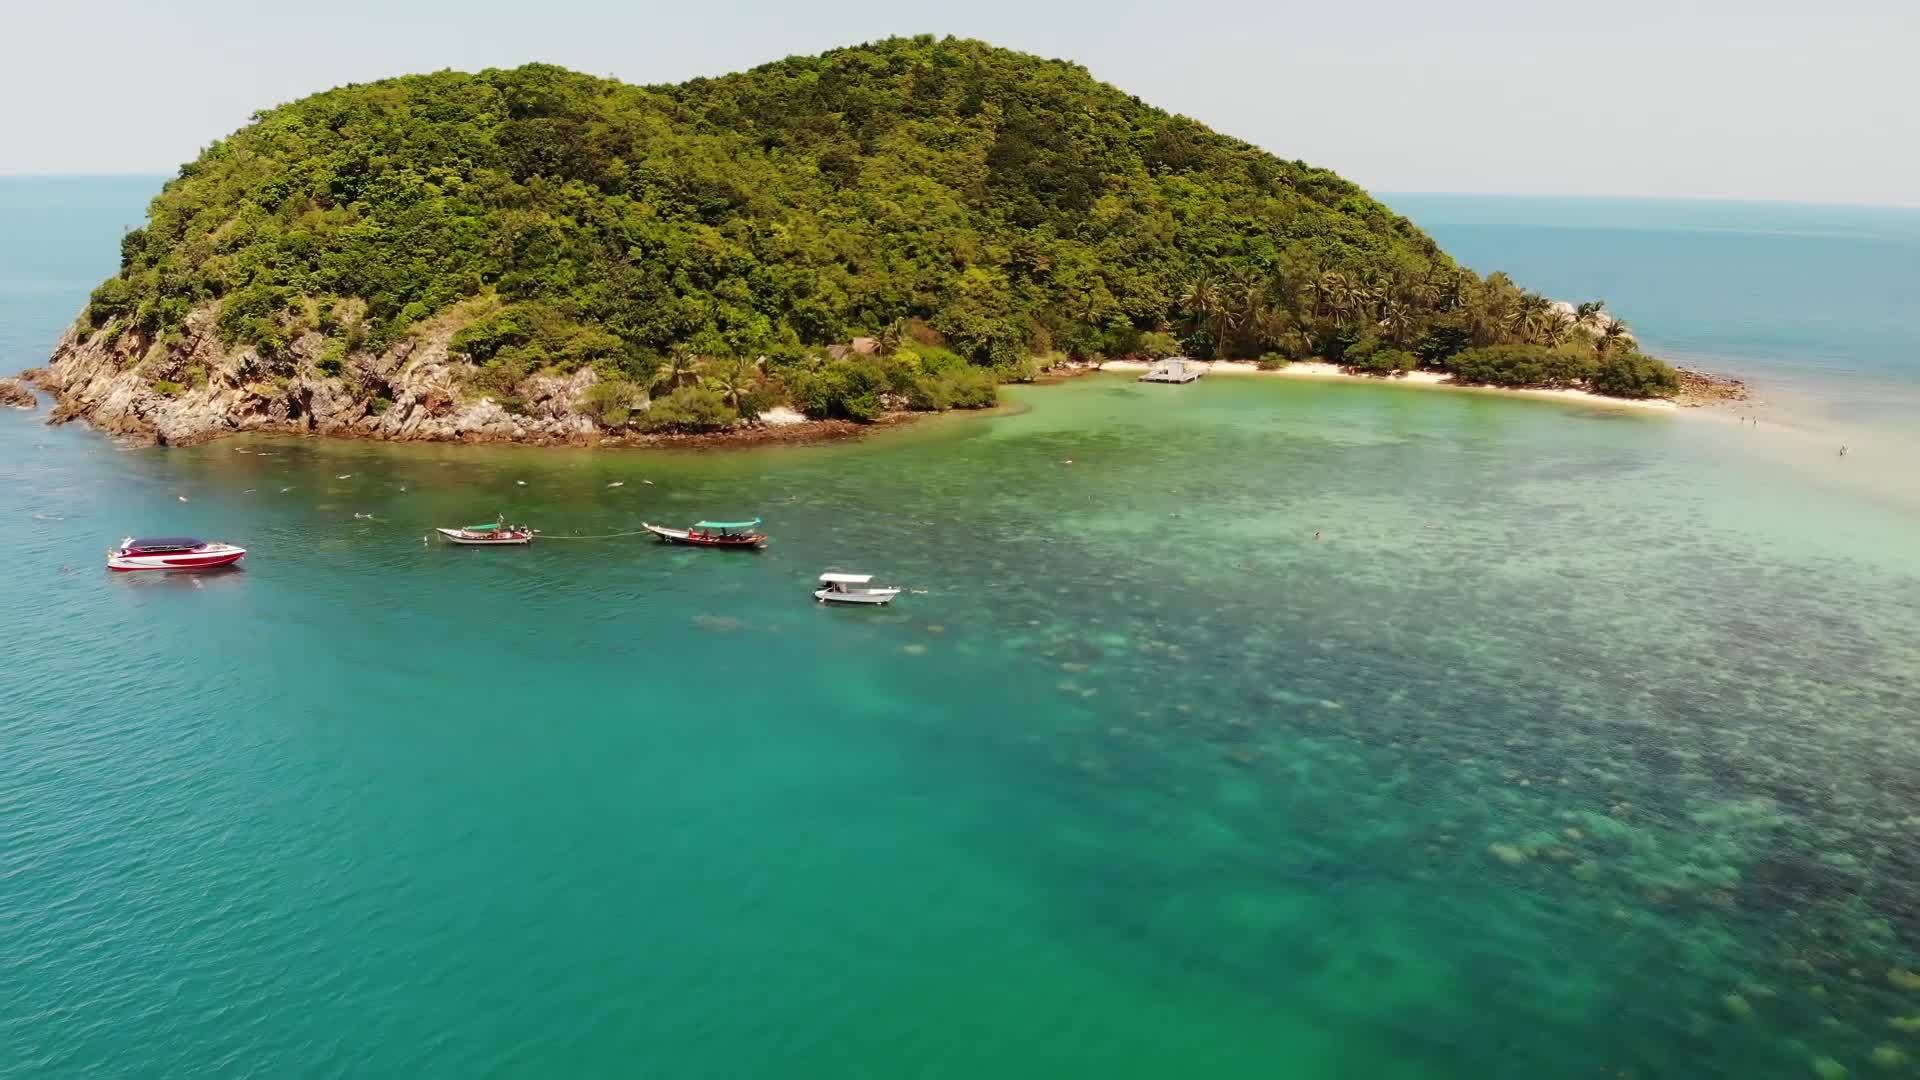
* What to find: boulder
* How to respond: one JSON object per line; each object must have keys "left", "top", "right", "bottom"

{"left": 0, "top": 377, "right": 37, "bottom": 409}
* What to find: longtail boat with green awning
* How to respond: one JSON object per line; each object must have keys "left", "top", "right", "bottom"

{"left": 436, "top": 519, "right": 535, "bottom": 545}
{"left": 642, "top": 517, "right": 767, "bottom": 550}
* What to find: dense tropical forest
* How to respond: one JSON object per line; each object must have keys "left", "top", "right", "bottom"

{"left": 76, "top": 35, "right": 1677, "bottom": 432}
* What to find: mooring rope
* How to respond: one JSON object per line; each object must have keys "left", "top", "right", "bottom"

{"left": 534, "top": 528, "right": 658, "bottom": 540}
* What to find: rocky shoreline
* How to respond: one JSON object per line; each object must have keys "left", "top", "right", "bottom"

{"left": 22, "top": 309, "right": 894, "bottom": 450}
{"left": 1673, "top": 366, "right": 1751, "bottom": 406}
{"left": 22, "top": 303, "right": 1756, "bottom": 450}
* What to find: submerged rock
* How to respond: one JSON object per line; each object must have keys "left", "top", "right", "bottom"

{"left": 1811, "top": 1056, "right": 1848, "bottom": 1079}
{"left": 1869, "top": 1045, "right": 1907, "bottom": 1068}
{"left": 1488, "top": 843, "right": 1530, "bottom": 866}
{"left": 0, "top": 377, "right": 36, "bottom": 409}
{"left": 1723, "top": 993, "right": 1754, "bottom": 1020}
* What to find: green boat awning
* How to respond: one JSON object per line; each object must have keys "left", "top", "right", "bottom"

{"left": 693, "top": 518, "right": 761, "bottom": 530}
{"left": 463, "top": 522, "right": 504, "bottom": 531}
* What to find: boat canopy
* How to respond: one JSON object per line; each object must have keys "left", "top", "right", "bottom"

{"left": 126, "top": 537, "right": 204, "bottom": 552}
{"left": 819, "top": 573, "right": 873, "bottom": 585}
{"left": 694, "top": 519, "right": 762, "bottom": 530}
{"left": 462, "top": 522, "right": 506, "bottom": 532}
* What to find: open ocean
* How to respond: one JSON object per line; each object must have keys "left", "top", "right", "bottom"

{"left": 4, "top": 178, "right": 1919, "bottom": 1077}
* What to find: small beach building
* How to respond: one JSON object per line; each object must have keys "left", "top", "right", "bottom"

{"left": 1139, "top": 358, "right": 1205, "bottom": 383}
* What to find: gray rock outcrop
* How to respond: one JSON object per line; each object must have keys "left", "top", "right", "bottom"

{"left": 30, "top": 306, "right": 619, "bottom": 446}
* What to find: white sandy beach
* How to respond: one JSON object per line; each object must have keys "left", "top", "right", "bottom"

{"left": 1096, "top": 359, "right": 1680, "bottom": 412}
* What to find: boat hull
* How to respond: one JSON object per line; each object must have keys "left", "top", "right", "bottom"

{"left": 107, "top": 546, "right": 246, "bottom": 572}
{"left": 814, "top": 588, "right": 902, "bottom": 605}
{"left": 436, "top": 528, "right": 532, "bottom": 545}
{"left": 643, "top": 523, "right": 767, "bottom": 549}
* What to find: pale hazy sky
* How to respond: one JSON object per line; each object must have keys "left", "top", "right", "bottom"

{"left": 2, "top": 0, "right": 1914, "bottom": 205}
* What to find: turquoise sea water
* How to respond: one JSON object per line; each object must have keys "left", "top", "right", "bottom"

{"left": 5, "top": 181, "right": 1920, "bottom": 1077}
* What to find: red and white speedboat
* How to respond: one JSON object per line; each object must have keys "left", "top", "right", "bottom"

{"left": 108, "top": 536, "right": 247, "bottom": 572}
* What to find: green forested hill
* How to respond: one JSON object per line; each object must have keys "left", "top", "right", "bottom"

{"left": 77, "top": 35, "right": 1676, "bottom": 419}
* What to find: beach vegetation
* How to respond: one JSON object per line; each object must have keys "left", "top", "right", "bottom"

{"left": 1347, "top": 348, "right": 1418, "bottom": 377}
{"left": 579, "top": 378, "right": 646, "bottom": 427}
{"left": 1588, "top": 350, "right": 1682, "bottom": 399}
{"left": 639, "top": 385, "right": 737, "bottom": 432}
{"left": 1137, "top": 331, "right": 1183, "bottom": 360}
{"left": 789, "top": 358, "right": 888, "bottom": 422}
{"left": 1443, "top": 345, "right": 1595, "bottom": 389}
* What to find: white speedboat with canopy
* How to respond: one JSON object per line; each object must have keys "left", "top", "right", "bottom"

{"left": 107, "top": 536, "right": 247, "bottom": 571}
{"left": 814, "top": 573, "right": 903, "bottom": 605}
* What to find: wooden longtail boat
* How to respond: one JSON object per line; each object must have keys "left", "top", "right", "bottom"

{"left": 642, "top": 518, "right": 767, "bottom": 549}
{"left": 436, "top": 521, "right": 535, "bottom": 545}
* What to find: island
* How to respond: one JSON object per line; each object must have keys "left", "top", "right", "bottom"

{"left": 28, "top": 36, "right": 1695, "bottom": 447}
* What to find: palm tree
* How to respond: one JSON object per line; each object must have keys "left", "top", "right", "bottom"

{"left": 1419, "top": 269, "right": 1464, "bottom": 312}
{"left": 1224, "top": 271, "right": 1270, "bottom": 354}
{"left": 1230, "top": 272, "right": 1265, "bottom": 322}
{"left": 1574, "top": 300, "right": 1608, "bottom": 332}
{"left": 1179, "top": 275, "right": 1239, "bottom": 355}
{"left": 1509, "top": 293, "right": 1558, "bottom": 345}
{"left": 703, "top": 355, "right": 762, "bottom": 417}
{"left": 1315, "top": 270, "right": 1355, "bottom": 323}
{"left": 1543, "top": 309, "right": 1575, "bottom": 346}
{"left": 1178, "top": 276, "right": 1222, "bottom": 325}
{"left": 1379, "top": 298, "right": 1416, "bottom": 346}
{"left": 651, "top": 346, "right": 700, "bottom": 394}
{"left": 1357, "top": 273, "right": 1391, "bottom": 321}
{"left": 1597, "top": 320, "right": 1632, "bottom": 355}
{"left": 1249, "top": 305, "right": 1293, "bottom": 351}
{"left": 877, "top": 317, "right": 910, "bottom": 357}
{"left": 1305, "top": 271, "right": 1329, "bottom": 320}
